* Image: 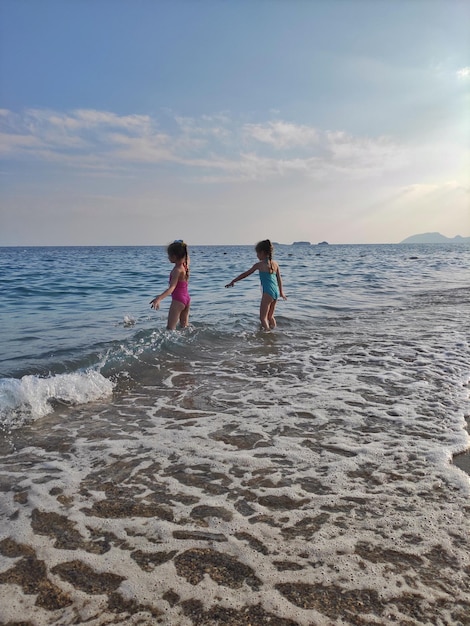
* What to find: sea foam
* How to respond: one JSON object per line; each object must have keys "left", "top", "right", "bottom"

{"left": 0, "top": 370, "right": 114, "bottom": 427}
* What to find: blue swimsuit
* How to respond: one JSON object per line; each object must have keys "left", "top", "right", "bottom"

{"left": 259, "top": 271, "right": 279, "bottom": 300}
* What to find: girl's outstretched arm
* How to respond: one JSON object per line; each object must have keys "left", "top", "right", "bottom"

{"left": 225, "top": 263, "right": 259, "bottom": 288}
{"left": 276, "top": 266, "right": 287, "bottom": 300}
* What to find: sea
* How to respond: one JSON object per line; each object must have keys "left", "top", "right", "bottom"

{"left": 0, "top": 243, "right": 469, "bottom": 626}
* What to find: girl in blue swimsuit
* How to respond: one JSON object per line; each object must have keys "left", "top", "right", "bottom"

{"left": 225, "top": 239, "right": 287, "bottom": 330}
{"left": 150, "top": 240, "right": 191, "bottom": 330}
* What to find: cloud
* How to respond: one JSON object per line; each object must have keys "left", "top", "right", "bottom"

{"left": 73, "top": 109, "right": 152, "bottom": 129}
{"left": 0, "top": 108, "right": 406, "bottom": 182}
{"left": 25, "top": 108, "right": 153, "bottom": 132}
{"left": 244, "top": 121, "right": 319, "bottom": 149}
{"left": 400, "top": 181, "right": 469, "bottom": 197}
{"left": 0, "top": 131, "right": 42, "bottom": 155}
{"left": 456, "top": 67, "right": 470, "bottom": 80}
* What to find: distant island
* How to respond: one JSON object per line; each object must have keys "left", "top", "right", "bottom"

{"left": 291, "top": 241, "right": 329, "bottom": 246}
{"left": 400, "top": 232, "right": 470, "bottom": 244}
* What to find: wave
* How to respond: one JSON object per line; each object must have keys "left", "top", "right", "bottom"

{"left": 0, "top": 323, "right": 232, "bottom": 428}
{"left": 0, "top": 370, "right": 114, "bottom": 428}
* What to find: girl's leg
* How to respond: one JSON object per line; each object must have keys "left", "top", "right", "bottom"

{"left": 267, "top": 300, "right": 277, "bottom": 328}
{"left": 167, "top": 300, "right": 185, "bottom": 330}
{"left": 259, "top": 293, "right": 274, "bottom": 330}
{"left": 179, "top": 304, "right": 190, "bottom": 328}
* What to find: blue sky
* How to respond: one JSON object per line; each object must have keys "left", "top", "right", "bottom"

{"left": 0, "top": 0, "right": 469, "bottom": 245}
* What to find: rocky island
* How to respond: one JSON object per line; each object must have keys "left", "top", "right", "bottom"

{"left": 401, "top": 232, "right": 470, "bottom": 244}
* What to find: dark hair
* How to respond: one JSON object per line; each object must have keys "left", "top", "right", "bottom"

{"left": 255, "top": 239, "right": 274, "bottom": 273}
{"left": 167, "top": 240, "right": 189, "bottom": 278}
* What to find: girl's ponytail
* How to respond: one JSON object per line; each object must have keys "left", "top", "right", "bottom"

{"left": 184, "top": 245, "right": 190, "bottom": 279}
{"left": 255, "top": 239, "right": 274, "bottom": 273}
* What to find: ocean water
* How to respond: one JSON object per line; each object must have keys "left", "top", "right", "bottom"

{"left": 0, "top": 243, "right": 469, "bottom": 625}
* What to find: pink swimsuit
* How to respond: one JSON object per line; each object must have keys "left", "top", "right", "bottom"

{"left": 171, "top": 275, "right": 190, "bottom": 308}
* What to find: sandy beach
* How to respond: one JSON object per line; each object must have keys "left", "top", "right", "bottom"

{"left": 0, "top": 393, "right": 469, "bottom": 626}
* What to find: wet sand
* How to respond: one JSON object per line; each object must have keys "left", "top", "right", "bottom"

{"left": 453, "top": 449, "right": 470, "bottom": 476}
{"left": 0, "top": 398, "right": 469, "bottom": 626}
{"left": 453, "top": 416, "right": 470, "bottom": 476}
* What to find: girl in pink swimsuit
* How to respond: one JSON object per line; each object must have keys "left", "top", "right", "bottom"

{"left": 150, "top": 240, "right": 191, "bottom": 330}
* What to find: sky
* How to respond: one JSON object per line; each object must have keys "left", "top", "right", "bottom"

{"left": 0, "top": 0, "right": 469, "bottom": 246}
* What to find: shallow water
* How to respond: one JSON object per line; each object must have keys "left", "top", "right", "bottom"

{"left": 0, "top": 244, "right": 469, "bottom": 625}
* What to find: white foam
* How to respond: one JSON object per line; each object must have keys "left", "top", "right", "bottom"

{"left": 123, "top": 314, "right": 136, "bottom": 327}
{"left": 0, "top": 370, "right": 114, "bottom": 427}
